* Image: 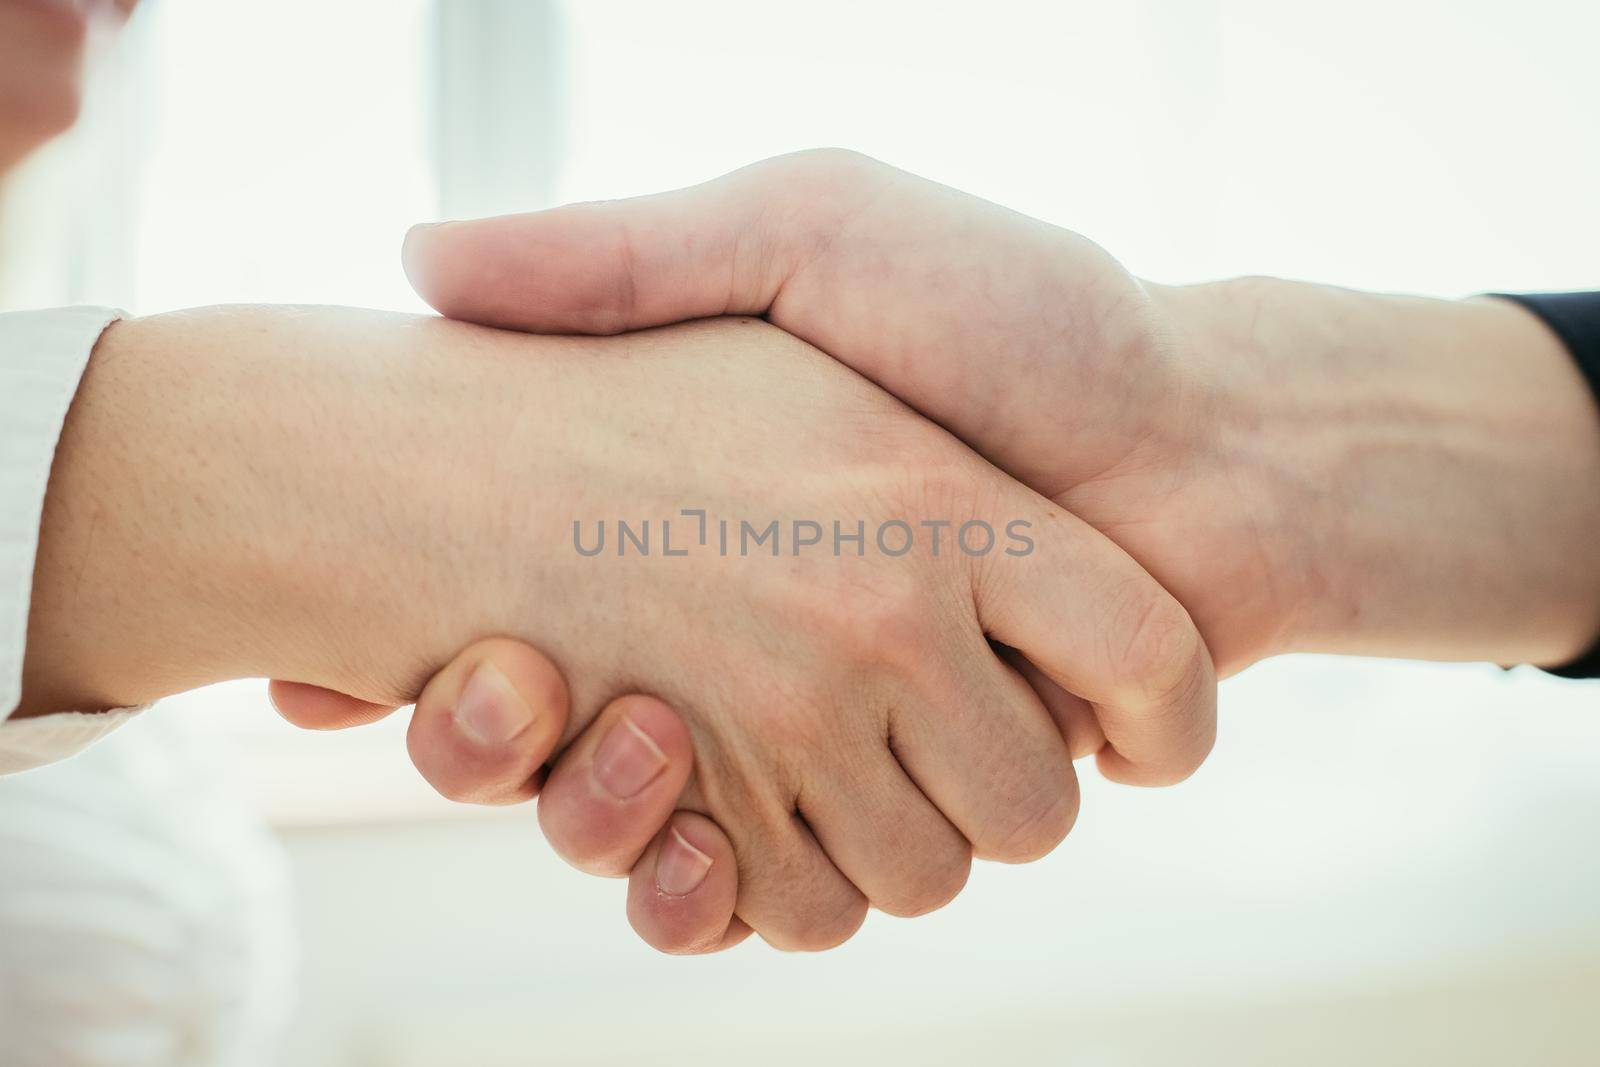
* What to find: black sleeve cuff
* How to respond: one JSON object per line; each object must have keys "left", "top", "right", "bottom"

{"left": 1546, "top": 644, "right": 1600, "bottom": 680}
{"left": 1493, "top": 291, "right": 1600, "bottom": 679}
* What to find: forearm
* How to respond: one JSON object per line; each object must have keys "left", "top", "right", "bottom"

{"left": 1156, "top": 277, "right": 1600, "bottom": 667}
{"left": 19, "top": 306, "right": 515, "bottom": 716}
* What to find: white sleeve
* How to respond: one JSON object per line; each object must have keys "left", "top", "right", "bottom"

{"left": 0, "top": 306, "right": 145, "bottom": 776}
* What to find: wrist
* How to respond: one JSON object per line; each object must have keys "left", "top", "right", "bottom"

{"left": 21, "top": 314, "right": 249, "bottom": 714}
{"left": 1153, "top": 276, "right": 1600, "bottom": 666}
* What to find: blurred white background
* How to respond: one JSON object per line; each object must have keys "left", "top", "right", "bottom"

{"left": 3, "top": 0, "right": 1599, "bottom": 1063}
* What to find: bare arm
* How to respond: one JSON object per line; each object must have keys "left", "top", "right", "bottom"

{"left": 1150, "top": 277, "right": 1600, "bottom": 669}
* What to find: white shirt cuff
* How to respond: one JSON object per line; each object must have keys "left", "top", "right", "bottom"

{"left": 0, "top": 706, "right": 149, "bottom": 775}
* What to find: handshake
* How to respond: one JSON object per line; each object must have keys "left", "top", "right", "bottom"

{"left": 25, "top": 150, "right": 1600, "bottom": 954}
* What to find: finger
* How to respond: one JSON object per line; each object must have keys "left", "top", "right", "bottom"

{"left": 1000, "top": 646, "right": 1107, "bottom": 760}
{"left": 405, "top": 637, "right": 571, "bottom": 806}
{"left": 888, "top": 645, "right": 1079, "bottom": 864}
{"left": 976, "top": 494, "right": 1218, "bottom": 787}
{"left": 537, "top": 694, "right": 694, "bottom": 878}
{"left": 401, "top": 154, "right": 819, "bottom": 334}
{"left": 268, "top": 679, "right": 400, "bottom": 730}
{"left": 733, "top": 809, "right": 869, "bottom": 953}
{"left": 626, "top": 812, "right": 749, "bottom": 955}
{"left": 795, "top": 745, "right": 972, "bottom": 916}
{"left": 544, "top": 698, "right": 861, "bottom": 951}
{"left": 678, "top": 755, "right": 869, "bottom": 953}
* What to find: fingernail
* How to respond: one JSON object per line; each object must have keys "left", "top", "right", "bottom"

{"left": 453, "top": 662, "right": 533, "bottom": 747}
{"left": 656, "top": 828, "right": 713, "bottom": 897}
{"left": 591, "top": 712, "right": 667, "bottom": 799}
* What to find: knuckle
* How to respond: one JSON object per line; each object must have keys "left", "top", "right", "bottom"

{"left": 757, "top": 149, "right": 896, "bottom": 269}
{"left": 1109, "top": 582, "right": 1205, "bottom": 703}
{"left": 1100, "top": 583, "right": 1219, "bottom": 786}
{"left": 770, "top": 893, "right": 869, "bottom": 953}
{"left": 850, "top": 579, "right": 937, "bottom": 664}
{"left": 888, "top": 437, "right": 985, "bottom": 509}
{"left": 797, "top": 571, "right": 934, "bottom": 668}
{"left": 978, "top": 776, "right": 1080, "bottom": 864}
{"left": 599, "top": 211, "right": 640, "bottom": 334}
{"left": 536, "top": 201, "right": 639, "bottom": 335}
{"left": 746, "top": 686, "right": 835, "bottom": 759}
{"left": 783, "top": 146, "right": 886, "bottom": 188}
{"left": 1140, "top": 709, "right": 1218, "bottom": 787}
{"left": 876, "top": 847, "right": 973, "bottom": 918}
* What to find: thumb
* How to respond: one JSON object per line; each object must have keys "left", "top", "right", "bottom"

{"left": 974, "top": 494, "right": 1218, "bottom": 788}
{"left": 269, "top": 679, "right": 401, "bottom": 731}
{"left": 402, "top": 166, "right": 781, "bottom": 335}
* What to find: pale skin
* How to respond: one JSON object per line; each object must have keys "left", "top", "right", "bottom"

{"left": 290, "top": 150, "right": 1600, "bottom": 954}
{"left": 20, "top": 307, "right": 1213, "bottom": 951}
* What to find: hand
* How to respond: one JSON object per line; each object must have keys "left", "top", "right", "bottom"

{"left": 402, "top": 148, "right": 1600, "bottom": 674}
{"left": 24, "top": 307, "right": 1214, "bottom": 950}
{"left": 396, "top": 148, "right": 1600, "bottom": 954}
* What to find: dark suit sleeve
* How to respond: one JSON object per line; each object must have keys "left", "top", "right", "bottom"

{"left": 1494, "top": 291, "right": 1600, "bottom": 678}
